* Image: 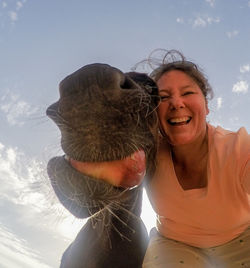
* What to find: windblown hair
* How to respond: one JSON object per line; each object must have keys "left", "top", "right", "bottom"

{"left": 133, "top": 49, "right": 214, "bottom": 100}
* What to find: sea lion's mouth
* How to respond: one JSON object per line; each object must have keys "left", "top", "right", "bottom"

{"left": 65, "top": 150, "right": 146, "bottom": 189}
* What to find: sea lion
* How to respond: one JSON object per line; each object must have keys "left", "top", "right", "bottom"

{"left": 46, "top": 63, "right": 158, "bottom": 268}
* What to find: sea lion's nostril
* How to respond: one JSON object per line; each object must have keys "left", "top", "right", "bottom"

{"left": 120, "top": 76, "right": 137, "bottom": 90}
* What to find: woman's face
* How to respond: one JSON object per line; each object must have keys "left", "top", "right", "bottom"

{"left": 157, "top": 70, "right": 209, "bottom": 146}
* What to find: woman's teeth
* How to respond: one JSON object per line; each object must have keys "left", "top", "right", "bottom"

{"left": 168, "top": 117, "right": 191, "bottom": 125}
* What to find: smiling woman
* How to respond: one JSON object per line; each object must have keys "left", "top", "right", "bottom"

{"left": 141, "top": 49, "right": 250, "bottom": 267}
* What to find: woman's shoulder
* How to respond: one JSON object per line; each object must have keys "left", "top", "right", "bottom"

{"left": 208, "top": 123, "right": 249, "bottom": 142}
{"left": 208, "top": 123, "right": 250, "bottom": 159}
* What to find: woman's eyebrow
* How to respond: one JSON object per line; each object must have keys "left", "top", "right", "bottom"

{"left": 180, "top": 84, "right": 194, "bottom": 90}
{"left": 159, "top": 84, "right": 194, "bottom": 93}
{"left": 158, "top": 89, "right": 170, "bottom": 93}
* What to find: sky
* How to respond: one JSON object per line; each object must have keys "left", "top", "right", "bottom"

{"left": 0, "top": 0, "right": 250, "bottom": 267}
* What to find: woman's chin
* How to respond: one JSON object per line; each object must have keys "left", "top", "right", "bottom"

{"left": 167, "top": 136, "right": 193, "bottom": 146}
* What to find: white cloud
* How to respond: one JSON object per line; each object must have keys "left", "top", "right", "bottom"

{"left": 232, "top": 80, "right": 249, "bottom": 94}
{"left": 0, "top": 91, "right": 38, "bottom": 126}
{"left": 0, "top": 142, "right": 82, "bottom": 234}
{"left": 229, "top": 116, "right": 240, "bottom": 126}
{"left": 0, "top": 143, "right": 50, "bottom": 212}
{"left": 176, "top": 17, "right": 184, "bottom": 24}
{"left": 193, "top": 16, "right": 206, "bottom": 27}
{"left": 207, "top": 16, "right": 220, "bottom": 24}
{"left": 7, "top": 147, "right": 17, "bottom": 163}
{"left": 0, "top": 223, "right": 52, "bottom": 268}
{"left": 192, "top": 15, "right": 220, "bottom": 28}
{"left": 0, "top": 145, "right": 32, "bottom": 203}
{"left": 16, "top": 1, "right": 23, "bottom": 10}
{"left": 1, "top": 0, "right": 27, "bottom": 26}
{"left": 248, "top": 1, "right": 250, "bottom": 7}
{"left": 226, "top": 30, "right": 239, "bottom": 38}
{"left": 240, "top": 64, "right": 250, "bottom": 73}
{"left": 8, "top": 11, "right": 18, "bottom": 22}
{"left": 0, "top": 143, "right": 4, "bottom": 150}
{"left": 0, "top": 146, "right": 51, "bottom": 266}
{"left": 205, "top": 0, "right": 215, "bottom": 7}
{"left": 0, "top": 142, "right": 84, "bottom": 267}
{"left": 216, "top": 97, "right": 222, "bottom": 110}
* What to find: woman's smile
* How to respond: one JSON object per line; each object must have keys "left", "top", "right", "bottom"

{"left": 167, "top": 116, "right": 192, "bottom": 126}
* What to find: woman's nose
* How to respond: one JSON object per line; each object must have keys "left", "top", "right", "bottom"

{"left": 169, "top": 96, "right": 185, "bottom": 110}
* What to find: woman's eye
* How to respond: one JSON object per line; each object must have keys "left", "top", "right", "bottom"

{"left": 183, "top": 91, "right": 194, "bottom": 96}
{"left": 160, "top": 95, "right": 170, "bottom": 100}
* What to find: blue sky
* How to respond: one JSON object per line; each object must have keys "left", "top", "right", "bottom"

{"left": 0, "top": 0, "right": 250, "bottom": 267}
